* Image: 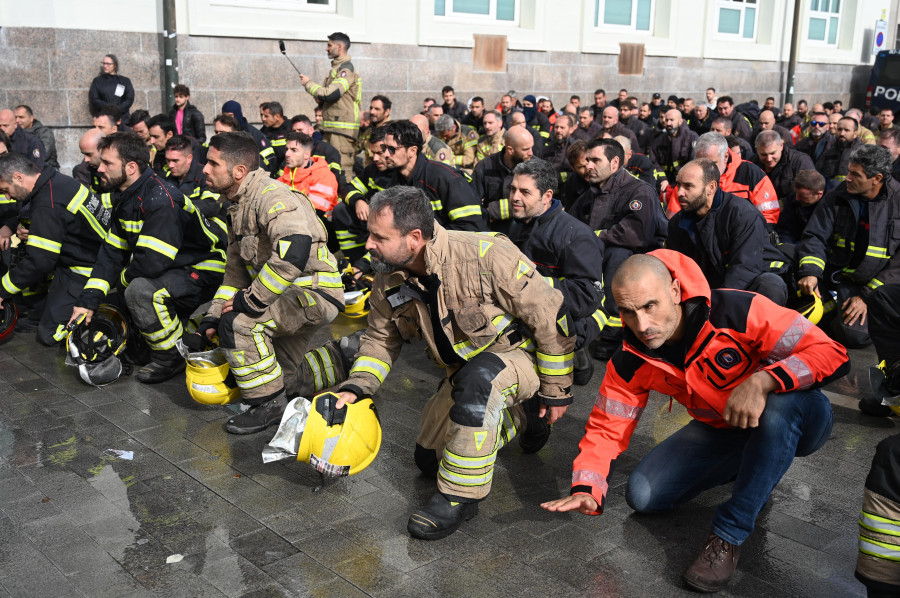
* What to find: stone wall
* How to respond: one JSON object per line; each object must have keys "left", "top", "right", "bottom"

{"left": 1, "top": 26, "right": 866, "bottom": 172}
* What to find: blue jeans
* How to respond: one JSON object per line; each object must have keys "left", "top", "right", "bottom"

{"left": 624, "top": 390, "right": 834, "bottom": 546}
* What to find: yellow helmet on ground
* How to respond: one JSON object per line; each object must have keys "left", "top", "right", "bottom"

{"left": 297, "top": 392, "right": 382, "bottom": 476}
{"left": 185, "top": 348, "right": 241, "bottom": 405}
{"left": 871, "top": 360, "right": 900, "bottom": 416}
{"left": 343, "top": 289, "right": 371, "bottom": 319}
{"left": 786, "top": 291, "right": 824, "bottom": 325}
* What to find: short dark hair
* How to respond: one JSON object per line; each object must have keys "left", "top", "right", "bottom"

{"left": 265, "top": 101, "right": 284, "bottom": 117}
{"left": 594, "top": 89, "right": 606, "bottom": 95}
{"left": 97, "top": 104, "right": 122, "bottom": 122}
{"left": 879, "top": 128, "right": 900, "bottom": 146}
{"left": 368, "top": 126, "right": 387, "bottom": 145}
{"left": 587, "top": 138, "right": 624, "bottom": 166}
{"left": 570, "top": 95, "right": 581, "bottom": 102}
{"left": 14, "top": 105, "right": 33, "bottom": 117}
{"left": 369, "top": 186, "right": 435, "bottom": 240}
{"left": 164, "top": 135, "right": 193, "bottom": 154}
{"left": 716, "top": 96, "right": 734, "bottom": 106}
{"left": 423, "top": 97, "right": 436, "bottom": 105}
{"left": 285, "top": 131, "right": 314, "bottom": 150}
{"left": 578, "top": 106, "right": 593, "bottom": 116}
{"left": 384, "top": 120, "right": 424, "bottom": 152}
{"left": 850, "top": 144, "right": 893, "bottom": 180}
{"left": 470, "top": 96, "right": 484, "bottom": 105}
{"left": 327, "top": 31, "right": 351, "bottom": 49}
{"left": 441, "top": 85, "right": 454, "bottom": 94}
{"left": 823, "top": 102, "right": 835, "bottom": 111}
{"left": 128, "top": 109, "right": 150, "bottom": 127}
{"left": 173, "top": 84, "right": 190, "bottom": 97}
{"left": 556, "top": 113, "right": 575, "bottom": 128}
{"left": 798, "top": 99, "right": 808, "bottom": 107}
{"left": 691, "top": 158, "right": 721, "bottom": 188}
{"left": 98, "top": 132, "right": 150, "bottom": 174}
{"left": 707, "top": 87, "right": 716, "bottom": 93}
{"left": 766, "top": 96, "right": 775, "bottom": 102}
{"left": 513, "top": 158, "right": 557, "bottom": 197}
{"left": 712, "top": 116, "right": 733, "bottom": 132}
{"left": 371, "top": 95, "right": 392, "bottom": 110}
{"left": 0, "top": 152, "right": 39, "bottom": 181}
{"left": 290, "top": 114, "right": 312, "bottom": 127}
{"left": 566, "top": 139, "right": 587, "bottom": 164}
{"left": 755, "top": 130, "right": 784, "bottom": 148}
{"left": 214, "top": 113, "right": 240, "bottom": 130}
{"left": 793, "top": 170, "right": 826, "bottom": 193}
{"left": 208, "top": 131, "right": 260, "bottom": 171}
{"left": 839, "top": 116, "right": 859, "bottom": 131}
{"left": 147, "top": 114, "right": 176, "bottom": 135}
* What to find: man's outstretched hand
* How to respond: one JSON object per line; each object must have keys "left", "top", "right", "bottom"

{"left": 540, "top": 493, "right": 599, "bottom": 515}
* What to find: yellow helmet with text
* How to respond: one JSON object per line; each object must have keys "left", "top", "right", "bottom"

{"left": 297, "top": 392, "right": 381, "bottom": 476}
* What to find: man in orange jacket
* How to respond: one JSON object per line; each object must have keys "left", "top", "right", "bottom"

{"left": 277, "top": 132, "right": 338, "bottom": 215}
{"left": 542, "top": 249, "right": 849, "bottom": 593}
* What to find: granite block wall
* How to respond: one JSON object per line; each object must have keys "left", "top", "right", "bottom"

{"left": 0, "top": 26, "right": 863, "bottom": 172}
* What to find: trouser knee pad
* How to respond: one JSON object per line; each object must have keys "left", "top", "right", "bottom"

{"left": 414, "top": 443, "right": 438, "bottom": 478}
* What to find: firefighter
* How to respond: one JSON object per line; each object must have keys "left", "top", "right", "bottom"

{"left": 69, "top": 132, "right": 227, "bottom": 384}
{"left": 471, "top": 126, "right": 534, "bottom": 234}
{"left": 195, "top": 132, "right": 343, "bottom": 435}
{"left": 434, "top": 115, "right": 479, "bottom": 173}
{"left": 0, "top": 154, "right": 110, "bottom": 345}
{"left": 753, "top": 129, "right": 815, "bottom": 209}
{"left": 649, "top": 109, "right": 698, "bottom": 192}
{"left": 862, "top": 282, "right": 900, "bottom": 417}
{"left": 798, "top": 144, "right": 900, "bottom": 350}
{"left": 0, "top": 109, "right": 45, "bottom": 170}
{"left": 332, "top": 185, "right": 575, "bottom": 540}
{"left": 507, "top": 158, "right": 604, "bottom": 385}
{"left": 667, "top": 159, "right": 788, "bottom": 305}
{"left": 277, "top": 132, "right": 339, "bottom": 215}
{"left": 164, "top": 135, "right": 225, "bottom": 231}
{"left": 356, "top": 95, "right": 391, "bottom": 167}
{"left": 410, "top": 114, "right": 453, "bottom": 167}
{"left": 542, "top": 250, "right": 849, "bottom": 593}
{"left": 381, "top": 120, "right": 486, "bottom": 232}
{"left": 856, "top": 433, "right": 900, "bottom": 595}
{"left": 475, "top": 111, "right": 505, "bottom": 163}
{"left": 298, "top": 32, "right": 361, "bottom": 176}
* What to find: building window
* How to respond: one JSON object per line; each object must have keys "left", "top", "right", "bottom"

{"left": 808, "top": 0, "right": 840, "bottom": 45}
{"left": 595, "top": 0, "right": 652, "bottom": 31}
{"left": 210, "top": 0, "right": 335, "bottom": 11}
{"left": 435, "top": 0, "right": 518, "bottom": 23}
{"left": 716, "top": 0, "right": 757, "bottom": 40}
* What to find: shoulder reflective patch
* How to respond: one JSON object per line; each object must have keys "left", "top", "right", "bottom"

{"left": 557, "top": 315, "right": 570, "bottom": 337}
{"left": 262, "top": 184, "right": 278, "bottom": 195}
{"left": 474, "top": 430, "right": 487, "bottom": 451}
{"left": 305, "top": 291, "right": 317, "bottom": 305}
{"left": 479, "top": 240, "right": 493, "bottom": 257}
{"left": 517, "top": 261, "right": 530, "bottom": 279}
{"left": 233, "top": 351, "right": 245, "bottom": 365}
{"left": 278, "top": 239, "right": 291, "bottom": 259}
{"left": 629, "top": 199, "right": 642, "bottom": 210}
{"left": 268, "top": 201, "right": 285, "bottom": 214}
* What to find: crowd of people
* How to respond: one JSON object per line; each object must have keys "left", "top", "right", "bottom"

{"left": 2, "top": 33, "right": 900, "bottom": 595}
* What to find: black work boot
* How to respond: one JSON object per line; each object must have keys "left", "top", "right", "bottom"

{"left": 573, "top": 346, "right": 594, "bottom": 386}
{"left": 407, "top": 492, "right": 479, "bottom": 540}
{"left": 519, "top": 395, "right": 551, "bottom": 454}
{"left": 136, "top": 360, "right": 186, "bottom": 384}
{"left": 225, "top": 392, "right": 287, "bottom": 435}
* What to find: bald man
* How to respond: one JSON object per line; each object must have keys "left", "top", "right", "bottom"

{"left": 601, "top": 106, "right": 640, "bottom": 153}
{"left": 542, "top": 249, "right": 849, "bottom": 593}
{"left": 72, "top": 128, "right": 107, "bottom": 195}
{"left": 754, "top": 109, "right": 793, "bottom": 148}
{"left": 0, "top": 109, "right": 46, "bottom": 170}
{"left": 471, "top": 125, "right": 535, "bottom": 233}
{"left": 650, "top": 108, "right": 699, "bottom": 190}
{"left": 411, "top": 113, "right": 454, "bottom": 167}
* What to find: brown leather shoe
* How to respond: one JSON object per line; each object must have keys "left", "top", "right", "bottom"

{"left": 682, "top": 533, "right": 741, "bottom": 593}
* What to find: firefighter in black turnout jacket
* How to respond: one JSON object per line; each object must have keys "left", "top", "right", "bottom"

{"left": 70, "top": 133, "right": 227, "bottom": 384}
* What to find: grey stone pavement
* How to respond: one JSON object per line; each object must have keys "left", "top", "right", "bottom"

{"left": 0, "top": 313, "right": 892, "bottom": 598}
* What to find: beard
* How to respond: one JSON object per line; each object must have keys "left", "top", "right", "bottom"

{"left": 369, "top": 248, "right": 413, "bottom": 274}
{"left": 100, "top": 171, "right": 127, "bottom": 192}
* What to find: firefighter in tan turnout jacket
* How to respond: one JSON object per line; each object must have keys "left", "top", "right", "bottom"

{"left": 299, "top": 32, "right": 361, "bottom": 175}
{"left": 195, "top": 132, "right": 344, "bottom": 435}
{"left": 333, "top": 186, "right": 575, "bottom": 541}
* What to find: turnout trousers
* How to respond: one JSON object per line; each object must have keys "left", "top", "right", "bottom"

{"left": 218, "top": 286, "right": 339, "bottom": 405}
{"left": 39, "top": 267, "right": 91, "bottom": 347}
{"left": 323, "top": 132, "right": 357, "bottom": 179}
{"left": 418, "top": 348, "right": 541, "bottom": 502}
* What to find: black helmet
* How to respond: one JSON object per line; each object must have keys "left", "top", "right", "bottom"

{"left": 65, "top": 305, "right": 128, "bottom": 386}
{"left": 0, "top": 302, "right": 17, "bottom": 343}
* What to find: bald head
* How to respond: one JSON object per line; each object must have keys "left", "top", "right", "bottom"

{"left": 510, "top": 111, "right": 527, "bottom": 127}
{"left": 0, "top": 109, "right": 16, "bottom": 137}
{"left": 613, "top": 134, "right": 632, "bottom": 154}
{"left": 612, "top": 254, "right": 672, "bottom": 291}
{"left": 758, "top": 110, "right": 775, "bottom": 130}
{"left": 79, "top": 128, "right": 106, "bottom": 168}
{"left": 503, "top": 125, "right": 534, "bottom": 166}
{"left": 611, "top": 253, "right": 683, "bottom": 349}
{"left": 504, "top": 125, "right": 533, "bottom": 148}
{"left": 410, "top": 114, "right": 430, "bottom": 139}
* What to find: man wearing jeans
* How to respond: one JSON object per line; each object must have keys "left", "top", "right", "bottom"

{"left": 542, "top": 249, "right": 849, "bottom": 593}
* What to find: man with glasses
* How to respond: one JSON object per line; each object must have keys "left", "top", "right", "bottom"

{"left": 381, "top": 120, "right": 486, "bottom": 232}
{"left": 796, "top": 111, "right": 835, "bottom": 164}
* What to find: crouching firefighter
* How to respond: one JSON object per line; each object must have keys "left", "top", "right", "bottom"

{"left": 332, "top": 185, "right": 575, "bottom": 540}
{"left": 193, "top": 132, "right": 344, "bottom": 435}
{"left": 69, "top": 132, "right": 227, "bottom": 384}
{"left": 0, "top": 154, "right": 110, "bottom": 345}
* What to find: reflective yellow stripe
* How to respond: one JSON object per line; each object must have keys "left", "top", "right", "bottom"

{"left": 860, "top": 510, "right": 900, "bottom": 537}
{"left": 323, "top": 121, "right": 360, "bottom": 130}
{"left": 69, "top": 266, "right": 92, "bottom": 277}
{"left": 448, "top": 205, "right": 482, "bottom": 221}
{"left": 866, "top": 246, "right": 889, "bottom": 259}
{"left": 194, "top": 259, "right": 226, "bottom": 273}
{"left": 868, "top": 278, "right": 884, "bottom": 290}
{"left": 1, "top": 272, "right": 22, "bottom": 295}
{"left": 214, "top": 286, "right": 239, "bottom": 301}
{"left": 438, "top": 462, "right": 493, "bottom": 486}
{"left": 441, "top": 448, "right": 497, "bottom": 470}
{"left": 78, "top": 205, "right": 107, "bottom": 240}
{"left": 536, "top": 351, "right": 575, "bottom": 376}
{"left": 452, "top": 314, "right": 515, "bottom": 360}
{"left": 105, "top": 233, "right": 129, "bottom": 250}
{"left": 799, "top": 256, "right": 825, "bottom": 271}
{"left": 497, "top": 198, "right": 510, "bottom": 220}
{"left": 349, "top": 356, "right": 390, "bottom": 383}
{"left": 84, "top": 277, "right": 110, "bottom": 294}
{"left": 431, "top": 200, "right": 443, "bottom": 212}
{"left": 27, "top": 235, "right": 62, "bottom": 254}
{"left": 52, "top": 324, "right": 69, "bottom": 341}
{"left": 233, "top": 362, "right": 283, "bottom": 390}
{"left": 136, "top": 236, "right": 178, "bottom": 260}
{"left": 232, "top": 353, "right": 277, "bottom": 377}
{"left": 769, "top": 261, "right": 784, "bottom": 269}
{"left": 258, "top": 263, "right": 292, "bottom": 295}
{"left": 64, "top": 186, "right": 90, "bottom": 213}
{"left": 859, "top": 534, "right": 900, "bottom": 561}
{"left": 119, "top": 220, "right": 142, "bottom": 234}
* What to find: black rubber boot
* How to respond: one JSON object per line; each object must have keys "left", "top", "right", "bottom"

{"left": 225, "top": 392, "right": 288, "bottom": 434}
{"left": 519, "top": 395, "right": 551, "bottom": 454}
{"left": 573, "top": 346, "right": 594, "bottom": 386}
{"left": 859, "top": 397, "right": 893, "bottom": 418}
{"left": 407, "top": 492, "right": 479, "bottom": 540}
{"left": 136, "top": 360, "right": 186, "bottom": 384}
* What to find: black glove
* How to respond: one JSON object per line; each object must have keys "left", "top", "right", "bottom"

{"left": 182, "top": 333, "right": 209, "bottom": 353}
{"left": 232, "top": 290, "right": 264, "bottom": 317}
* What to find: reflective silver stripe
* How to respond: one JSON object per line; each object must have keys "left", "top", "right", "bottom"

{"left": 305, "top": 351, "right": 324, "bottom": 391}
{"left": 768, "top": 315, "right": 813, "bottom": 361}
{"left": 536, "top": 351, "right": 574, "bottom": 376}
{"left": 349, "top": 356, "right": 390, "bottom": 383}
{"left": 572, "top": 469, "right": 608, "bottom": 494}
{"left": 316, "top": 347, "right": 336, "bottom": 387}
{"left": 452, "top": 313, "right": 515, "bottom": 360}
{"left": 233, "top": 363, "right": 283, "bottom": 389}
{"left": 441, "top": 448, "right": 497, "bottom": 469}
{"left": 231, "top": 353, "right": 277, "bottom": 377}
{"left": 779, "top": 354, "right": 814, "bottom": 388}
{"left": 438, "top": 463, "right": 493, "bottom": 487}
{"left": 594, "top": 393, "right": 644, "bottom": 420}
{"left": 756, "top": 200, "right": 780, "bottom": 213}
{"left": 861, "top": 511, "right": 900, "bottom": 537}
{"left": 859, "top": 535, "right": 900, "bottom": 561}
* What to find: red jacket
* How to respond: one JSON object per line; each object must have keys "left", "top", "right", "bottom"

{"left": 664, "top": 148, "right": 780, "bottom": 224}
{"left": 570, "top": 249, "right": 849, "bottom": 513}
{"left": 277, "top": 156, "right": 339, "bottom": 213}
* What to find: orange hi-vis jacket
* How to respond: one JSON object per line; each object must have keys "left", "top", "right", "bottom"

{"left": 278, "top": 156, "right": 339, "bottom": 213}
{"left": 570, "top": 249, "right": 849, "bottom": 514}
{"left": 664, "top": 147, "right": 781, "bottom": 224}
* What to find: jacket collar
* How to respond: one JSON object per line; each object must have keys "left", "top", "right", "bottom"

{"left": 232, "top": 168, "right": 272, "bottom": 203}
{"left": 423, "top": 223, "right": 450, "bottom": 276}
{"left": 121, "top": 167, "right": 155, "bottom": 200}
{"left": 24, "top": 167, "right": 56, "bottom": 204}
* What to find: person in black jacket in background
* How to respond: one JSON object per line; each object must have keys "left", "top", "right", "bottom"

{"left": 88, "top": 54, "right": 134, "bottom": 119}
{"left": 168, "top": 85, "right": 206, "bottom": 143}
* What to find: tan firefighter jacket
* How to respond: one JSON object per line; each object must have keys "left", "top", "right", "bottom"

{"left": 304, "top": 55, "right": 362, "bottom": 140}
